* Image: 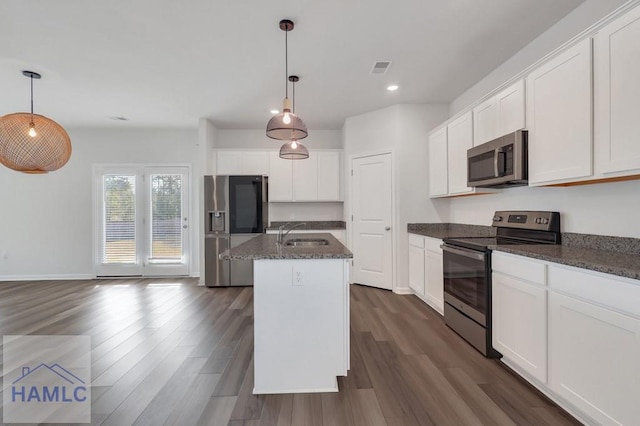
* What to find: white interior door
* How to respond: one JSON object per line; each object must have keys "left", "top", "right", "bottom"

{"left": 95, "top": 165, "right": 190, "bottom": 277}
{"left": 351, "top": 153, "right": 393, "bottom": 290}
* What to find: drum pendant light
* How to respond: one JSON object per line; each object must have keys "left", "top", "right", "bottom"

{"left": 280, "top": 75, "right": 309, "bottom": 160}
{"left": 0, "top": 71, "right": 72, "bottom": 174}
{"left": 266, "top": 19, "right": 308, "bottom": 141}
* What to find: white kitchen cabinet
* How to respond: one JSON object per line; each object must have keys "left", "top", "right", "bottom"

{"left": 408, "top": 234, "right": 425, "bottom": 297}
{"left": 548, "top": 291, "right": 640, "bottom": 426}
{"left": 428, "top": 127, "right": 448, "bottom": 197}
{"left": 424, "top": 237, "right": 443, "bottom": 315}
{"left": 293, "top": 152, "right": 319, "bottom": 201}
{"left": 492, "top": 255, "right": 547, "bottom": 383}
{"left": 496, "top": 79, "right": 526, "bottom": 136}
{"left": 317, "top": 151, "right": 341, "bottom": 201}
{"left": 215, "top": 151, "right": 243, "bottom": 175}
{"left": 473, "top": 80, "right": 525, "bottom": 146}
{"left": 473, "top": 97, "right": 498, "bottom": 146}
{"left": 268, "top": 152, "right": 294, "bottom": 201}
{"left": 270, "top": 150, "right": 342, "bottom": 202}
{"left": 215, "top": 150, "right": 269, "bottom": 176}
{"left": 526, "top": 38, "right": 593, "bottom": 185}
{"left": 594, "top": 6, "right": 640, "bottom": 176}
{"left": 447, "top": 111, "right": 474, "bottom": 195}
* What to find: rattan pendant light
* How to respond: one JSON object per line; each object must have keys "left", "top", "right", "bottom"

{"left": 280, "top": 76, "right": 309, "bottom": 160}
{"left": 0, "top": 71, "right": 72, "bottom": 174}
{"left": 266, "top": 19, "right": 308, "bottom": 141}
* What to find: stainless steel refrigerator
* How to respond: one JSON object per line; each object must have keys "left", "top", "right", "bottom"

{"left": 204, "top": 175, "right": 268, "bottom": 287}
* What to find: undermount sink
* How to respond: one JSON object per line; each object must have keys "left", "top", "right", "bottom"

{"left": 284, "top": 238, "right": 329, "bottom": 247}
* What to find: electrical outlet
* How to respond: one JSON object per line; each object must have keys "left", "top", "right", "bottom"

{"left": 293, "top": 269, "right": 303, "bottom": 286}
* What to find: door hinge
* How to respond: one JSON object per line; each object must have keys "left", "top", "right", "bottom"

{"left": 351, "top": 170, "right": 353, "bottom": 176}
{"left": 351, "top": 215, "right": 353, "bottom": 222}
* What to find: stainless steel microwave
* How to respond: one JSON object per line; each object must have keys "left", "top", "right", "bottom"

{"left": 467, "top": 130, "right": 528, "bottom": 188}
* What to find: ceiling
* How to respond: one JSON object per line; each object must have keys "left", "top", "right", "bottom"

{"left": 0, "top": 0, "right": 584, "bottom": 130}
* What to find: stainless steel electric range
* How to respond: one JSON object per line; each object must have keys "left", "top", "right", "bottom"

{"left": 441, "top": 211, "right": 561, "bottom": 357}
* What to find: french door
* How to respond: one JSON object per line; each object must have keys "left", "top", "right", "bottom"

{"left": 94, "top": 165, "right": 190, "bottom": 277}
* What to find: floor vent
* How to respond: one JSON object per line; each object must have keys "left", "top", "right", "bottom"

{"left": 370, "top": 61, "right": 392, "bottom": 74}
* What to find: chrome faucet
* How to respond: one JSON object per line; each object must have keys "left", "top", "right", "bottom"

{"left": 277, "top": 222, "right": 307, "bottom": 244}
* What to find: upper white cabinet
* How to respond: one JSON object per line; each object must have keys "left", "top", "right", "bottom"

{"left": 472, "top": 97, "right": 497, "bottom": 146}
{"left": 497, "top": 80, "right": 526, "bottom": 137}
{"left": 215, "top": 150, "right": 269, "bottom": 176}
{"left": 428, "top": 127, "right": 448, "bottom": 197}
{"left": 268, "top": 152, "right": 294, "bottom": 201}
{"left": 269, "top": 150, "right": 342, "bottom": 202}
{"left": 526, "top": 38, "right": 593, "bottom": 186}
{"left": 473, "top": 80, "right": 525, "bottom": 146}
{"left": 317, "top": 151, "right": 341, "bottom": 201}
{"left": 594, "top": 6, "right": 640, "bottom": 176}
{"left": 447, "top": 111, "right": 474, "bottom": 195}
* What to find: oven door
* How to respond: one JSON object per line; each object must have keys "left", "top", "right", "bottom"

{"left": 441, "top": 244, "right": 489, "bottom": 326}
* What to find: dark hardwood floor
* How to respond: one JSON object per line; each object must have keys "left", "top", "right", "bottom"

{"left": 0, "top": 278, "right": 581, "bottom": 425}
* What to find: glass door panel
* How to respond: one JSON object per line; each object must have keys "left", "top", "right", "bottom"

{"left": 95, "top": 165, "right": 190, "bottom": 277}
{"left": 144, "top": 167, "right": 189, "bottom": 276}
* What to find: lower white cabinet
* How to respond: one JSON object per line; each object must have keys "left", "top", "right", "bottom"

{"left": 492, "top": 251, "right": 640, "bottom": 426}
{"left": 408, "top": 234, "right": 443, "bottom": 315}
{"left": 549, "top": 291, "right": 640, "bottom": 426}
{"left": 408, "top": 235, "right": 425, "bottom": 296}
{"left": 492, "top": 270, "right": 547, "bottom": 383}
{"left": 424, "top": 238, "right": 443, "bottom": 315}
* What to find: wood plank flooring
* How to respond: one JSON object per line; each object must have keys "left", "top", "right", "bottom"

{"left": 0, "top": 278, "right": 581, "bottom": 425}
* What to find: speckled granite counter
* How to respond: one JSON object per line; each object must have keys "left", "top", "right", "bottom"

{"left": 492, "top": 237, "right": 640, "bottom": 281}
{"left": 408, "top": 223, "right": 640, "bottom": 280}
{"left": 220, "top": 233, "right": 353, "bottom": 260}
{"left": 267, "top": 221, "right": 346, "bottom": 230}
{"left": 407, "top": 223, "right": 495, "bottom": 239}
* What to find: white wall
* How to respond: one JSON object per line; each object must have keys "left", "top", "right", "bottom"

{"left": 343, "top": 104, "right": 449, "bottom": 292}
{"left": 449, "top": 181, "right": 640, "bottom": 238}
{"left": 0, "top": 127, "right": 200, "bottom": 280}
{"left": 450, "top": 0, "right": 628, "bottom": 116}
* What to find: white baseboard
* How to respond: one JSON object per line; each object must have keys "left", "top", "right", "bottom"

{"left": 393, "top": 286, "right": 413, "bottom": 295}
{"left": 0, "top": 274, "right": 94, "bottom": 282}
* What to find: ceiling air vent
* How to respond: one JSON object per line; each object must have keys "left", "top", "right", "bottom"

{"left": 370, "top": 61, "right": 391, "bottom": 74}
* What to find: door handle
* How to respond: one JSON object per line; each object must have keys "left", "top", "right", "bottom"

{"left": 183, "top": 225, "right": 188, "bottom": 229}
{"left": 385, "top": 226, "right": 391, "bottom": 231}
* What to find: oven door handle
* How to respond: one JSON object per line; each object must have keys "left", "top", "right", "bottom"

{"left": 441, "top": 244, "right": 485, "bottom": 261}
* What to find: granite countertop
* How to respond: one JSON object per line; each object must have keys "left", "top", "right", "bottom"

{"left": 407, "top": 223, "right": 495, "bottom": 239}
{"left": 492, "top": 244, "right": 640, "bottom": 280}
{"left": 408, "top": 223, "right": 640, "bottom": 281}
{"left": 220, "top": 233, "right": 353, "bottom": 260}
{"left": 266, "top": 221, "right": 346, "bottom": 231}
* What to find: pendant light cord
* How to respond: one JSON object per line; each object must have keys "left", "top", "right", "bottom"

{"left": 30, "top": 74, "right": 34, "bottom": 119}
{"left": 292, "top": 79, "right": 295, "bottom": 112}
{"left": 285, "top": 28, "right": 289, "bottom": 99}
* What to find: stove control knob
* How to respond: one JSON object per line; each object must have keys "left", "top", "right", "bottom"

{"left": 535, "top": 218, "right": 541, "bottom": 224}
{"left": 493, "top": 216, "right": 503, "bottom": 222}
{"left": 542, "top": 218, "right": 549, "bottom": 225}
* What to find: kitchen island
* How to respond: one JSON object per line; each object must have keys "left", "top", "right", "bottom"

{"left": 220, "top": 233, "right": 353, "bottom": 394}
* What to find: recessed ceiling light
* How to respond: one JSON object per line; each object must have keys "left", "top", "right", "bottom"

{"left": 270, "top": 109, "right": 279, "bottom": 114}
{"left": 387, "top": 85, "right": 399, "bottom": 91}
